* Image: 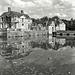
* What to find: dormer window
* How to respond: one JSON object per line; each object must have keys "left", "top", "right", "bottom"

{"left": 22, "top": 18, "right": 24, "bottom": 22}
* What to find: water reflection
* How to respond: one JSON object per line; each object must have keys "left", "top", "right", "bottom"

{"left": 0, "top": 36, "right": 75, "bottom": 55}
{"left": 0, "top": 37, "right": 32, "bottom": 60}
{"left": 0, "top": 36, "right": 75, "bottom": 60}
{"left": 0, "top": 36, "right": 75, "bottom": 75}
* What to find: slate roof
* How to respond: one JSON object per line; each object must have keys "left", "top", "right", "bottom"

{"left": 1, "top": 11, "right": 30, "bottom": 19}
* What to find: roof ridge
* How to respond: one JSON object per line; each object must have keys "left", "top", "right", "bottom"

{"left": 1, "top": 11, "right": 30, "bottom": 19}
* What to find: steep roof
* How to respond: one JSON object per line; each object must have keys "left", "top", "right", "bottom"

{"left": 1, "top": 11, "right": 30, "bottom": 19}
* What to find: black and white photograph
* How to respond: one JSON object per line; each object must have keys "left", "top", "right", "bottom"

{"left": 0, "top": 0, "right": 75, "bottom": 75}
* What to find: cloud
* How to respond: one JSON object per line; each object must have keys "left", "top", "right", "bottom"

{"left": 5, "top": 0, "right": 12, "bottom": 4}
{"left": 48, "top": 12, "right": 68, "bottom": 19}
{"left": 30, "top": 14, "right": 41, "bottom": 19}
{"left": 0, "top": 5, "right": 3, "bottom": 15}
{"left": 34, "top": 0, "right": 52, "bottom": 7}
{"left": 54, "top": 13, "right": 67, "bottom": 18}
{"left": 61, "top": 0, "right": 75, "bottom": 6}
{"left": 12, "top": 0, "right": 35, "bottom": 8}
{"left": 0, "top": 0, "right": 74, "bottom": 19}
{"left": 54, "top": 4, "right": 65, "bottom": 9}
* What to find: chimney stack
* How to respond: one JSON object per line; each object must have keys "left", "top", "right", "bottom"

{"left": 21, "top": 10, "right": 24, "bottom": 14}
{"left": 8, "top": 7, "right": 11, "bottom": 12}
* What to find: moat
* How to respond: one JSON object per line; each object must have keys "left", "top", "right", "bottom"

{"left": 0, "top": 35, "right": 75, "bottom": 75}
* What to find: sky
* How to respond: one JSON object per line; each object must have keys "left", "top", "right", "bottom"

{"left": 0, "top": 0, "right": 75, "bottom": 20}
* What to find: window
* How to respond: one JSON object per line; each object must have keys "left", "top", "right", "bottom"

{"left": 22, "top": 24, "right": 24, "bottom": 26}
{"left": 2, "top": 17, "right": 3, "bottom": 21}
{"left": 22, "top": 18, "right": 24, "bottom": 22}
{"left": 14, "top": 15, "right": 16, "bottom": 20}
{"left": 52, "top": 27, "right": 54, "bottom": 32}
{"left": 28, "top": 20, "right": 30, "bottom": 22}
{"left": 2, "top": 23, "right": 3, "bottom": 28}
{"left": 28, "top": 24, "right": 30, "bottom": 29}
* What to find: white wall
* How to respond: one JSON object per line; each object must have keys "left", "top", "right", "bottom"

{"left": 51, "top": 21, "right": 56, "bottom": 32}
{"left": 56, "top": 25, "right": 60, "bottom": 31}
{"left": 11, "top": 15, "right": 32, "bottom": 31}
{"left": 0, "top": 24, "right": 2, "bottom": 28}
{"left": 49, "top": 36, "right": 53, "bottom": 43}
{"left": 48, "top": 21, "right": 56, "bottom": 34}
{"left": 49, "top": 26, "right": 52, "bottom": 34}
{"left": 59, "top": 23, "right": 66, "bottom": 31}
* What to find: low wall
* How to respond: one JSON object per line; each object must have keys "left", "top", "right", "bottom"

{"left": 7, "top": 29, "right": 48, "bottom": 37}
{"left": 7, "top": 30, "right": 30, "bottom": 37}
{"left": 56, "top": 30, "right": 75, "bottom": 37}
{"left": 32, "top": 30, "right": 48, "bottom": 36}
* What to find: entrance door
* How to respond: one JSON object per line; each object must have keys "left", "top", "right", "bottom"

{"left": 49, "top": 26, "right": 52, "bottom": 34}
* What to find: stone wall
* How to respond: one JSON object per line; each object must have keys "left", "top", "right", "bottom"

{"left": 7, "top": 29, "right": 30, "bottom": 37}
{"left": 32, "top": 30, "right": 48, "bottom": 36}
{"left": 56, "top": 30, "right": 75, "bottom": 37}
{"left": 7, "top": 29, "right": 48, "bottom": 37}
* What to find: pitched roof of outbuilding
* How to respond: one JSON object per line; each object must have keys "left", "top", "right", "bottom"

{"left": 1, "top": 11, "right": 30, "bottom": 19}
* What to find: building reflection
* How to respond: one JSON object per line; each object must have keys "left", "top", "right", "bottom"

{"left": 49, "top": 36, "right": 56, "bottom": 48}
{"left": 0, "top": 38, "right": 7, "bottom": 50}
{"left": 49, "top": 36, "right": 66, "bottom": 46}
{"left": 0, "top": 36, "right": 75, "bottom": 58}
{"left": 64, "top": 37, "right": 75, "bottom": 48}
{"left": 48, "top": 36, "right": 66, "bottom": 50}
{"left": 0, "top": 37, "right": 32, "bottom": 59}
{"left": 48, "top": 36, "right": 75, "bottom": 49}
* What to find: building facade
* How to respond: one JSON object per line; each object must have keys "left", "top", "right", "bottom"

{"left": 0, "top": 7, "right": 32, "bottom": 31}
{"left": 48, "top": 21, "right": 56, "bottom": 34}
{"left": 48, "top": 20, "right": 66, "bottom": 34}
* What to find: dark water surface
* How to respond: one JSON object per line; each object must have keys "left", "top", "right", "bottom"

{"left": 0, "top": 36, "right": 75, "bottom": 75}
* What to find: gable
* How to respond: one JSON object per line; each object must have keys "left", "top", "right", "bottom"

{"left": 20, "top": 15, "right": 26, "bottom": 19}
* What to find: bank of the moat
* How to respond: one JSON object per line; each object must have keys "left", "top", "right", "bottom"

{"left": 0, "top": 46, "right": 75, "bottom": 75}
{"left": 0, "top": 36, "right": 75, "bottom": 75}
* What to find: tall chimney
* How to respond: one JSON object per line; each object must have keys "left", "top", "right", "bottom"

{"left": 21, "top": 10, "right": 24, "bottom": 14}
{"left": 8, "top": 7, "right": 11, "bottom": 12}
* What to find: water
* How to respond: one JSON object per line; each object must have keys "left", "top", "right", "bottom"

{"left": 0, "top": 35, "right": 75, "bottom": 75}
